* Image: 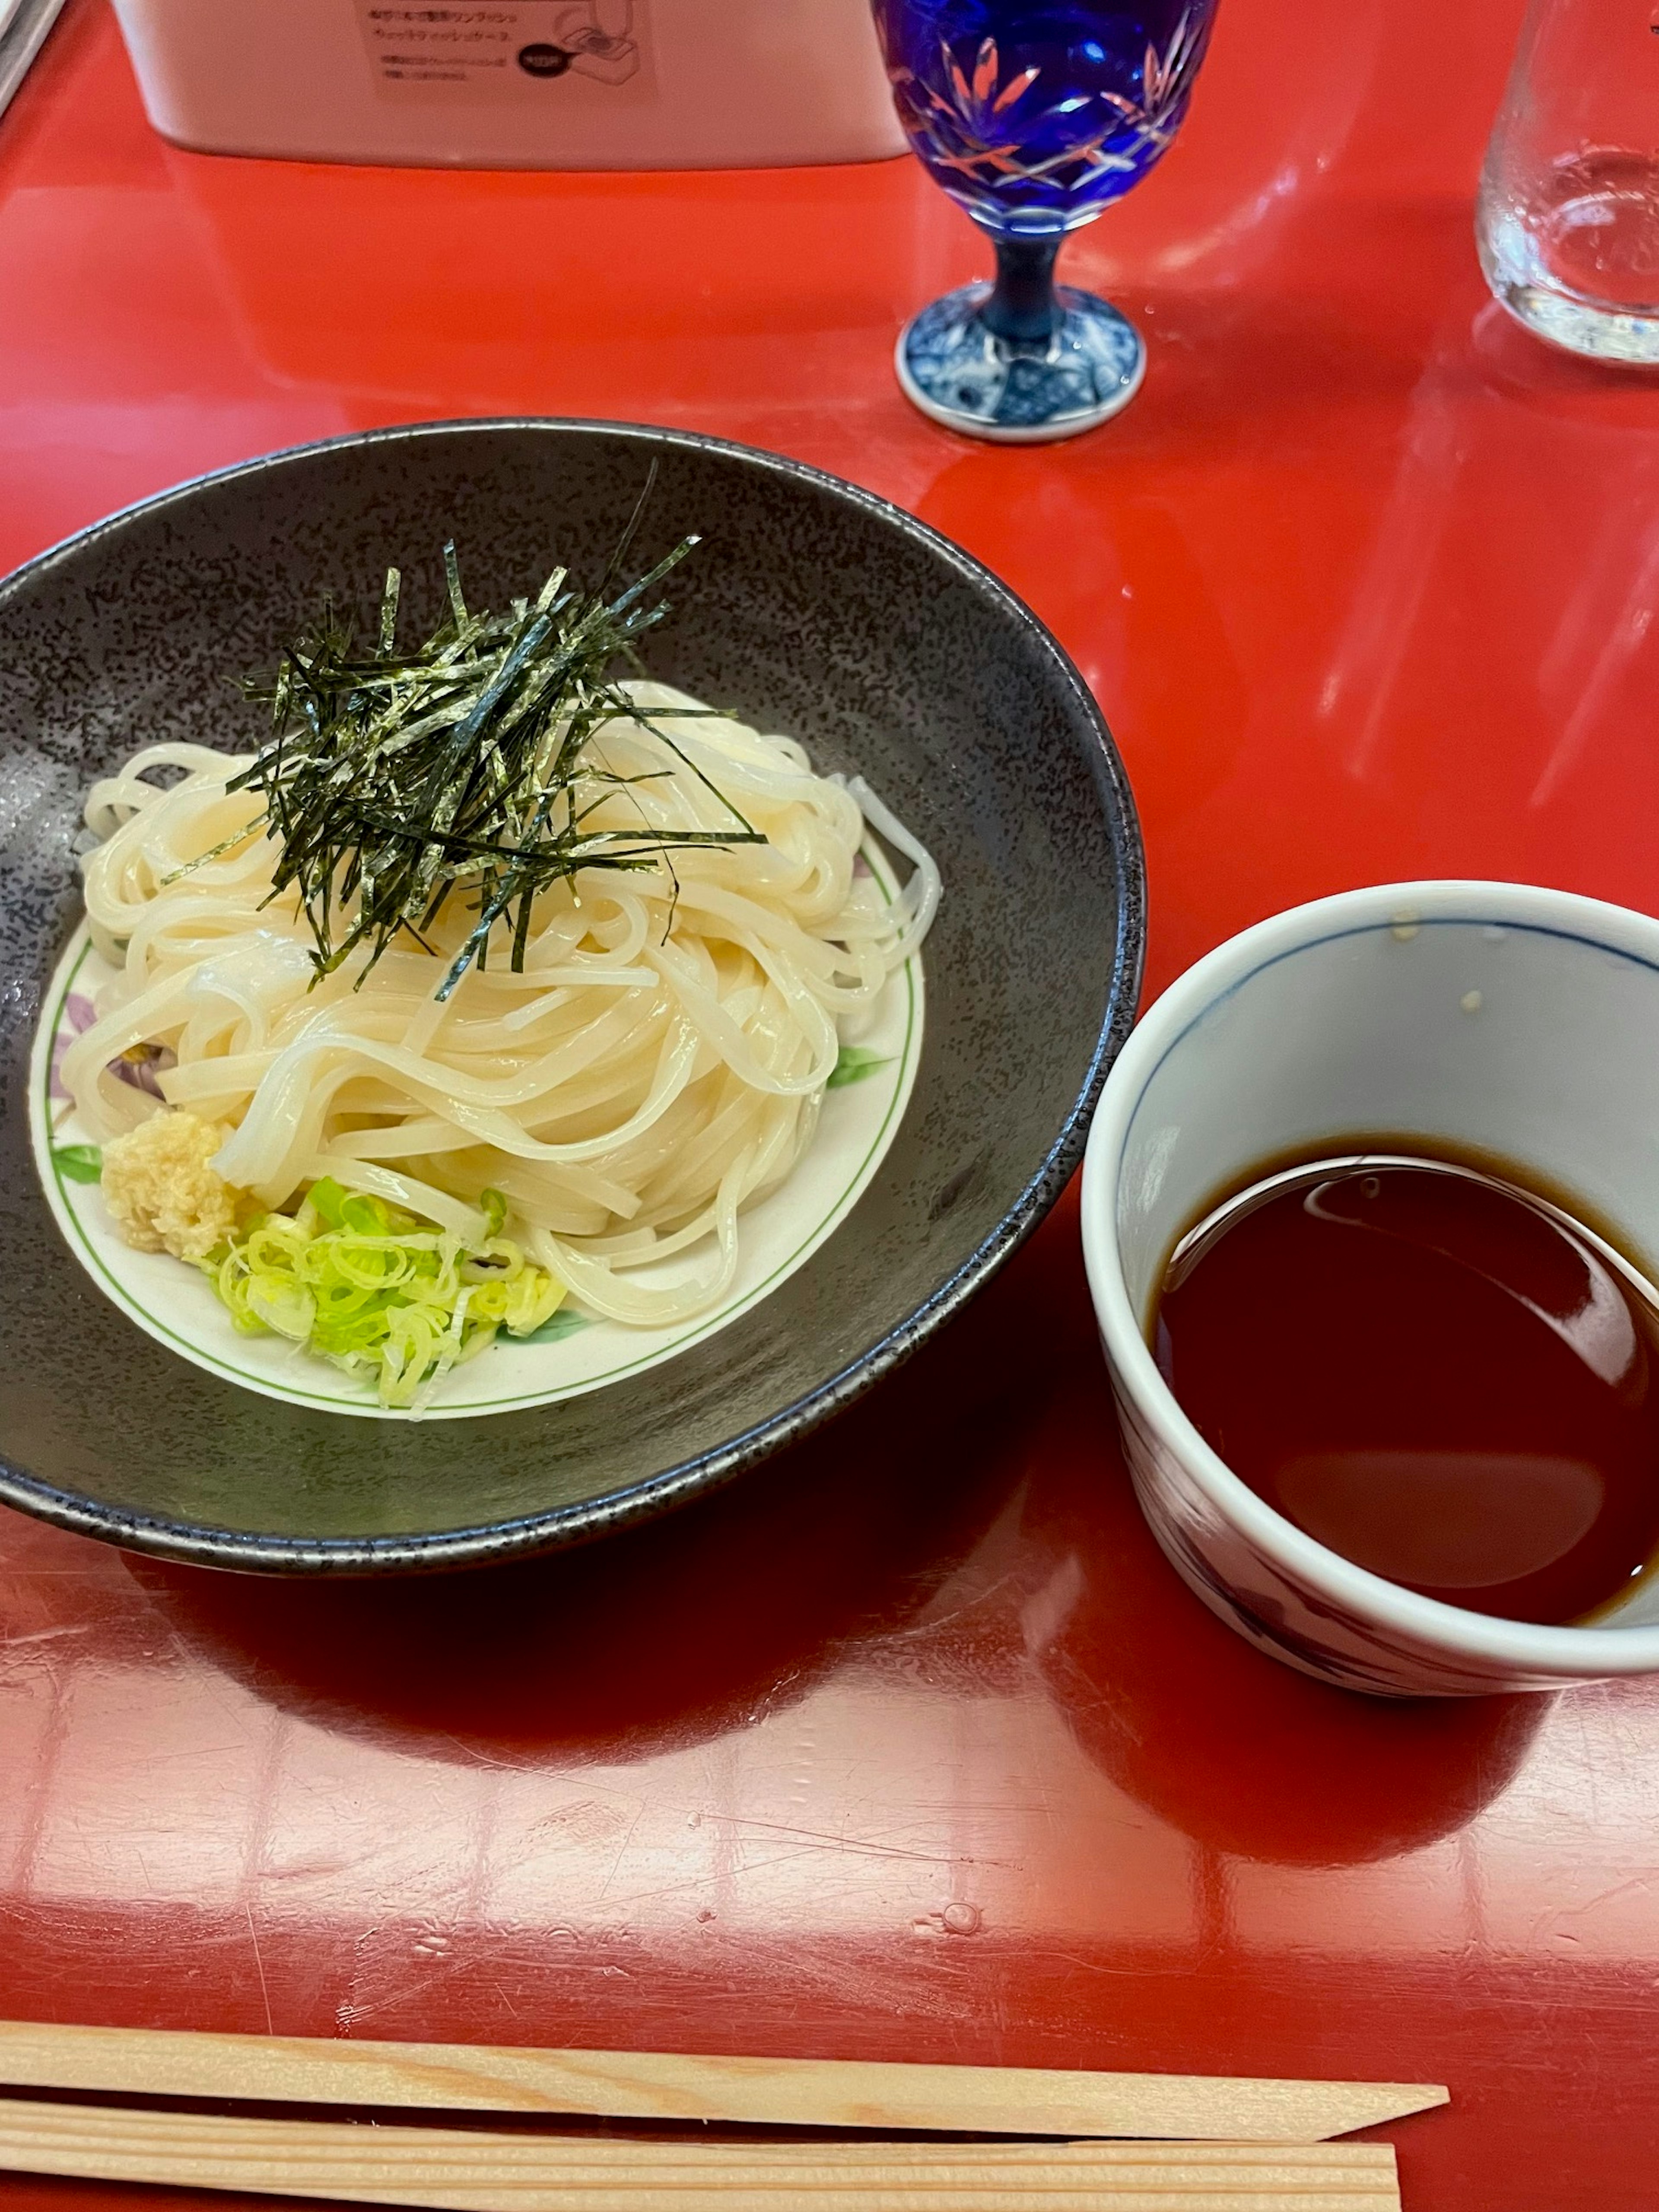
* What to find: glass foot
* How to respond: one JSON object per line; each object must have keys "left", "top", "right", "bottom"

{"left": 896, "top": 280, "right": 1146, "bottom": 443}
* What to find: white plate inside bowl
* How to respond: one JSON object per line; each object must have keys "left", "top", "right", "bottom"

{"left": 32, "top": 846, "right": 923, "bottom": 1422}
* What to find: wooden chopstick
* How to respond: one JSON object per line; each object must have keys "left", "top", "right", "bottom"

{"left": 0, "top": 2099, "right": 1404, "bottom": 2210}
{"left": 0, "top": 2022, "right": 1447, "bottom": 2142}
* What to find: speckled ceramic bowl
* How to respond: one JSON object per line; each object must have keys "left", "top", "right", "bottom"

{"left": 0, "top": 420, "right": 1143, "bottom": 1572}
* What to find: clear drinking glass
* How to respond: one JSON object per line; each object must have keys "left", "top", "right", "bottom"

{"left": 873, "top": 2, "right": 1220, "bottom": 440}
{"left": 1477, "top": 0, "right": 1659, "bottom": 364}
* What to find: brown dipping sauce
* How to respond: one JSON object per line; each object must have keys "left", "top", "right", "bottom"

{"left": 1153, "top": 1150, "right": 1659, "bottom": 1625}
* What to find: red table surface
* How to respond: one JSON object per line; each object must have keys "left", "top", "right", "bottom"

{"left": 3, "top": 3, "right": 1659, "bottom": 2206}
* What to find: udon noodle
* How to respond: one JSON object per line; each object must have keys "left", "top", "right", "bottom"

{"left": 63, "top": 682, "right": 939, "bottom": 1329}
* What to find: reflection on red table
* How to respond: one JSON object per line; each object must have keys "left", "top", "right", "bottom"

{"left": 2, "top": 4, "right": 1658, "bottom": 2206}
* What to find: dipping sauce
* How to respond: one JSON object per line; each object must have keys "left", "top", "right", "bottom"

{"left": 1154, "top": 1156, "right": 1659, "bottom": 1624}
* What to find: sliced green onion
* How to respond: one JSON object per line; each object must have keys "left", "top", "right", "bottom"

{"left": 200, "top": 1183, "right": 566, "bottom": 1409}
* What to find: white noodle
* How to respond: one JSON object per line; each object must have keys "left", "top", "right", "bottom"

{"left": 64, "top": 682, "right": 936, "bottom": 1328}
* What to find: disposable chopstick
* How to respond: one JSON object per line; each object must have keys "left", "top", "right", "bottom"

{"left": 0, "top": 2099, "right": 1404, "bottom": 2211}
{"left": 0, "top": 2022, "right": 1447, "bottom": 2142}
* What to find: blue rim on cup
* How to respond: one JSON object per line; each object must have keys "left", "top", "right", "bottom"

{"left": 1082, "top": 880, "right": 1659, "bottom": 1697}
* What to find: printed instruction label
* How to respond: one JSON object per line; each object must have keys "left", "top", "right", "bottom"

{"left": 356, "top": 1, "right": 653, "bottom": 104}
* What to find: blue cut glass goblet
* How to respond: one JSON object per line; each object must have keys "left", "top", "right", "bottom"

{"left": 873, "top": 2, "right": 1219, "bottom": 440}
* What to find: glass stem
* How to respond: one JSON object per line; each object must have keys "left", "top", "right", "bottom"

{"left": 981, "top": 233, "right": 1062, "bottom": 346}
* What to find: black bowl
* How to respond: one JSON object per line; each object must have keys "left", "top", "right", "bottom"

{"left": 0, "top": 420, "right": 1143, "bottom": 1572}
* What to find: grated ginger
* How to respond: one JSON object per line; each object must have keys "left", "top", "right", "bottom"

{"left": 100, "top": 1110, "right": 243, "bottom": 1262}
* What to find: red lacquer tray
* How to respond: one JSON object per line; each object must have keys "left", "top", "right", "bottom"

{"left": 1, "top": 5, "right": 1657, "bottom": 2206}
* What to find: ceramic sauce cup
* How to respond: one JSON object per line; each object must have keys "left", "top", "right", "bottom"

{"left": 1082, "top": 880, "right": 1659, "bottom": 1696}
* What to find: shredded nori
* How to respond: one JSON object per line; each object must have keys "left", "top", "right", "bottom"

{"left": 223, "top": 474, "right": 761, "bottom": 1000}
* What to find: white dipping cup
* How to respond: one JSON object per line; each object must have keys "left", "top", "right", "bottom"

{"left": 1082, "top": 881, "right": 1659, "bottom": 1697}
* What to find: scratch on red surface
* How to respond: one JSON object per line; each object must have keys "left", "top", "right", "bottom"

{"left": 245, "top": 1904, "right": 273, "bottom": 2036}
{"left": 694, "top": 1813, "right": 1010, "bottom": 1867}
{"left": 600, "top": 1844, "right": 871, "bottom": 1917}
{"left": 1537, "top": 1872, "right": 1658, "bottom": 1935}
{"left": 594, "top": 1802, "right": 648, "bottom": 1904}
{"left": 875, "top": 1572, "right": 1022, "bottom": 1644}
